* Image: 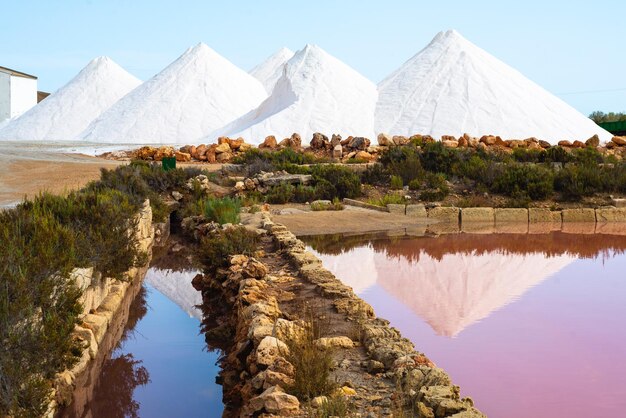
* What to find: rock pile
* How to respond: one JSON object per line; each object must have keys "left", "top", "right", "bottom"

{"left": 233, "top": 171, "right": 313, "bottom": 194}
{"left": 103, "top": 130, "right": 626, "bottom": 164}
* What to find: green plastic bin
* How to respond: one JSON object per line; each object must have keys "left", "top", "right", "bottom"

{"left": 162, "top": 156, "right": 177, "bottom": 171}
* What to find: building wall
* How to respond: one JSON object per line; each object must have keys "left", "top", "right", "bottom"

{"left": 10, "top": 75, "right": 37, "bottom": 118}
{"left": 0, "top": 72, "right": 10, "bottom": 122}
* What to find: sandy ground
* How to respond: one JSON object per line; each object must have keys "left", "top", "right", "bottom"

{"left": 272, "top": 205, "right": 432, "bottom": 235}
{"left": 0, "top": 142, "right": 221, "bottom": 207}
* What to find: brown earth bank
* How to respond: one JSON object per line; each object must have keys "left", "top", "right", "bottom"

{"left": 0, "top": 149, "right": 223, "bottom": 206}
{"left": 187, "top": 211, "right": 485, "bottom": 418}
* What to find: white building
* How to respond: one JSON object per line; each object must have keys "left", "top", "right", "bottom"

{"left": 0, "top": 66, "right": 38, "bottom": 123}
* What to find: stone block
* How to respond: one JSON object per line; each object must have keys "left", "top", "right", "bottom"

{"left": 562, "top": 208, "right": 596, "bottom": 223}
{"left": 387, "top": 204, "right": 406, "bottom": 215}
{"left": 595, "top": 207, "right": 626, "bottom": 222}
{"left": 495, "top": 208, "right": 528, "bottom": 223}
{"left": 406, "top": 204, "right": 427, "bottom": 218}
{"left": 428, "top": 207, "right": 460, "bottom": 223}
{"left": 461, "top": 207, "right": 494, "bottom": 223}
{"left": 529, "top": 208, "right": 552, "bottom": 223}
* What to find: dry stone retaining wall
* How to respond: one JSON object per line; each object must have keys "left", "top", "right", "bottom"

{"left": 47, "top": 200, "right": 155, "bottom": 417}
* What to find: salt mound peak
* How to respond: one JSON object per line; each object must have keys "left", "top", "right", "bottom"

{"left": 0, "top": 56, "right": 141, "bottom": 141}
{"left": 80, "top": 42, "right": 267, "bottom": 144}
{"left": 376, "top": 29, "right": 611, "bottom": 144}
{"left": 211, "top": 43, "right": 377, "bottom": 144}
{"left": 250, "top": 47, "right": 294, "bottom": 93}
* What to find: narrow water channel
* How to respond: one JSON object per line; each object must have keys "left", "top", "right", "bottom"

{"left": 62, "top": 267, "right": 223, "bottom": 418}
{"left": 303, "top": 231, "right": 626, "bottom": 418}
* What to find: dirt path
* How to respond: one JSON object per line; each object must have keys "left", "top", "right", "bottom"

{"left": 272, "top": 205, "right": 432, "bottom": 236}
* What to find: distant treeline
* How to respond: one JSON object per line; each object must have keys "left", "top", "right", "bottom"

{"left": 589, "top": 111, "right": 626, "bottom": 124}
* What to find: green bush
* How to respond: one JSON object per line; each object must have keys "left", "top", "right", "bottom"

{"left": 408, "top": 179, "right": 422, "bottom": 191}
{"left": 284, "top": 309, "right": 335, "bottom": 401}
{"left": 554, "top": 164, "right": 606, "bottom": 200}
{"left": 311, "top": 198, "right": 344, "bottom": 211}
{"left": 267, "top": 182, "right": 296, "bottom": 204}
{"left": 311, "top": 165, "right": 361, "bottom": 199}
{"left": 0, "top": 210, "right": 82, "bottom": 416}
{"left": 419, "top": 142, "right": 460, "bottom": 174}
{"left": 512, "top": 148, "right": 545, "bottom": 163}
{"left": 294, "top": 185, "right": 318, "bottom": 203}
{"left": 196, "top": 227, "right": 260, "bottom": 274}
{"left": 203, "top": 197, "right": 241, "bottom": 225}
{"left": 20, "top": 190, "right": 145, "bottom": 279}
{"left": 379, "top": 145, "right": 424, "bottom": 183}
{"left": 360, "top": 164, "right": 389, "bottom": 185}
{"left": 491, "top": 163, "right": 554, "bottom": 200}
{"left": 367, "top": 194, "right": 406, "bottom": 206}
{"left": 390, "top": 175, "right": 403, "bottom": 190}
{"left": 542, "top": 146, "right": 572, "bottom": 164}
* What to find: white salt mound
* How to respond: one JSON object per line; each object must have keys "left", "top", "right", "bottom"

{"left": 212, "top": 44, "right": 378, "bottom": 145}
{"left": 250, "top": 47, "right": 294, "bottom": 93}
{"left": 0, "top": 57, "right": 141, "bottom": 141}
{"left": 375, "top": 30, "right": 611, "bottom": 144}
{"left": 80, "top": 43, "right": 267, "bottom": 144}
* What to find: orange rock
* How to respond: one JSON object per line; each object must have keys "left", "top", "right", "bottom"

{"left": 260, "top": 135, "right": 277, "bottom": 149}
{"left": 229, "top": 137, "right": 245, "bottom": 150}
{"left": 174, "top": 151, "right": 191, "bottom": 162}
{"left": 558, "top": 140, "right": 573, "bottom": 147}
{"left": 612, "top": 136, "right": 626, "bottom": 146}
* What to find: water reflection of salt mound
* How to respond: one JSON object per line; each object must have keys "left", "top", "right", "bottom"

{"left": 144, "top": 268, "right": 203, "bottom": 319}
{"left": 375, "top": 250, "right": 575, "bottom": 337}
{"left": 315, "top": 246, "right": 575, "bottom": 337}
{"left": 312, "top": 246, "right": 378, "bottom": 294}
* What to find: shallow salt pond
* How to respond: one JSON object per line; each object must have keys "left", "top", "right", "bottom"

{"left": 62, "top": 268, "right": 223, "bottom": 418}
{"left": 304, "top": 231, "right": 626, "bottom": 418}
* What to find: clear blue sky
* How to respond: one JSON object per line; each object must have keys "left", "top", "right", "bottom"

{"left": 1, "top": 0, "right": 624, "bottom": 115}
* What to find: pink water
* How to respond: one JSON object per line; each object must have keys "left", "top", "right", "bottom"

{"left": 305, "top": 232, "right": 626, "bottom": 418}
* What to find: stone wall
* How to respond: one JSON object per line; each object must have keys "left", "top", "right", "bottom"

{"left": 342, "top": 199, "right": 626, "bottom": 225}
{"left": 46, "top": 200, "right": 155, "bottom": 417}
{"left": 262, "top": 214, "right": 485, "bottom": 417}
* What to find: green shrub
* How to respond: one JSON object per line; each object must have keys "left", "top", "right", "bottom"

{"left": 390, "top": 175, "right": 403, "bottom": 190}
{"left": 379, "top": 145, "right": 424, "bottom": 183}
{"left": 196, "top": 227, "right": 260, "bottom": 274}
{"left": 311, "top": 165, "right": 361, "bottom": 199}
{"left": 367, "top": 194, "right": 406, "bottom": 206}
{"left": 294, "top": 185, "right": 318, "bottom": 203}
{"left": 311, "top": 198, "right": 344, "bottom": 211}
{"left": 0, "top": 209, "right": 82, "bottom": 416}
{"left": 284, "top": 308, "right": 335, "bottom": 401}
{"left": 267, "top": 182, "right": 296, "bottom": 204}
{"left": 542, "top": 146, "right": 572, "bottom": 164}
{"left": 408, "top": 179, "right": 422, "bottom": 191}
{"left": 233, "top": 147, "right": 322, "bottom": 169}
{"left": 20, "top": 190, "right": 145, "bottom": 279}
{"left": 419, "top": 142, "right": 460, "bottom": 174}
{"left": 203, "top": 197, "right": 241, "bottom": 225}
{"left": 554, "top": 164, "right": 606, "bottom": 200}
{"left": 491, "top": 163, "right": 554, "bottom": 200}
{"left": 512, "top": 148, "right": 545, "bottom": 163}
{"left": 360, "top": 164, "right": 389, "bottom": 185}
{"left": 419, "top": 189, "right": 448, "bottom": 202}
